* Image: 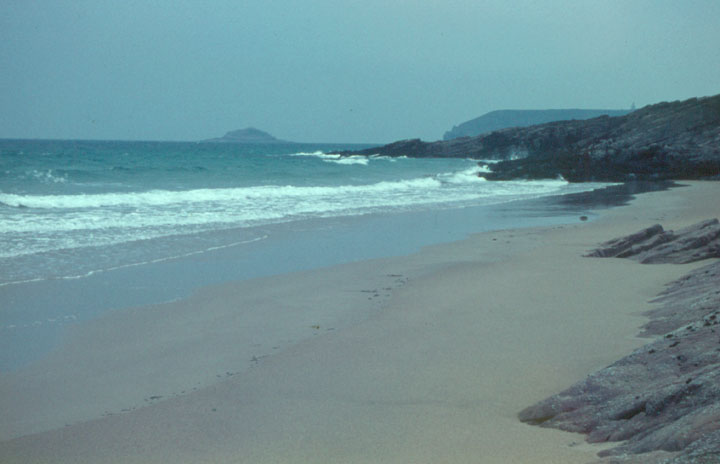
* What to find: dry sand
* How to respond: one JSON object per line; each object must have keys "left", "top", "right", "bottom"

{"left": 1, "top": 181, "right": 719, "bottom": 463}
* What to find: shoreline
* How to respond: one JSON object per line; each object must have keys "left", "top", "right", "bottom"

{"left": 1, "top": 181, "right": 718, "bottom": 463}
{"left": 0, "top": 181, "right": 627, "bottom": 372}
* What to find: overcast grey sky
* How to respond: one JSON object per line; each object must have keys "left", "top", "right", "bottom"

{"left": 2, "top": 0, "right": 719, "bottom": 143}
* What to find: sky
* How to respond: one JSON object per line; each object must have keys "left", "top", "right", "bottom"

{"left": 1, "top": 0, "right": 719, "bottom": 143}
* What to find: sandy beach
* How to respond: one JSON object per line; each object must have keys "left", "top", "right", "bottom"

{"left": 1, "top": 181, "right": 719, "bottom": 463}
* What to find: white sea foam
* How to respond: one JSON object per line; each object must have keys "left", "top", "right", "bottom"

{"left": 476, "top": 159, "right": 499, "bottom": 174}
{"left": 290, "top": 151, "right": 371, "bottom": 165}
{"left": 0, "top": 161, "right": 608, "bottom": 265}
{"left": 0, "top": 175, "right": 447, "bottom": 258}
{"left": 27, "top": 169, "right": 67, "bottom": 184}
{"left": 436, "top": 166, "right": 487, "bottom": 184}
{"left": 0, "top": 176, "right": 445, "bottom": 211}
{"left": 290, "top": 151, "right": 335, "bottom": 159}
{"left": 328, "top": 155, "right": 369, "bottom": 165}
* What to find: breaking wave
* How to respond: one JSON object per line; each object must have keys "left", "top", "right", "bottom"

{"left": 0, "top": 168, "right": 587, "bottom": 260}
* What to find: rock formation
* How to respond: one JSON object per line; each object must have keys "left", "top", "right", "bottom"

{"left": 585, "top": 219, "right": 720, "bottom": 263}
{"left": 348, "top": 94, "right": 720, "bottom": 181}
{"left": 519, "top": 220, "right": 720, "bottom": 463}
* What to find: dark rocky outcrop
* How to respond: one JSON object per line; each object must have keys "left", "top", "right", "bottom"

{"left": 348, "top": 94, "right": 720, "bottom": 181}
{"left": 443, "top": 109, "right": 630, "bottom": 140}
{"left": 519, "top": 221, "right": 720, "bottom": 463}
{"left": 203, "top": 127, "right": 290, "bottom": 144}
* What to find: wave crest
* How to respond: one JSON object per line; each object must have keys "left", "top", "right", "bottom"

{"left": 0, "top": 176, "right": 449, "bottom": 210}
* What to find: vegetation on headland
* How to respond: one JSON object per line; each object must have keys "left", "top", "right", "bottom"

{"left": 443, "top": 108, "right": 631, "bottom": 140}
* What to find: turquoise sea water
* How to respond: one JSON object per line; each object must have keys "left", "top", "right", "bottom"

{"left": 0, "top": 139, "right": 612, "bottom": 369}
{"left": 0, "top": 139, "right": 608, "bottom": 286}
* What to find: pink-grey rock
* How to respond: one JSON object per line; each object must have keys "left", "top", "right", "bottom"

{"left": 586, "top": 219, "right": 720, "bottom": 264}
{"left": 585, "top": 224, "right": 666, "bottom": 258}
{"left": 519, "top": 222, "right": 720, "bottom": 463}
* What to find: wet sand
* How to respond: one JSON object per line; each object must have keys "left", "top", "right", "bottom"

{"left": 1, "top": 181, "right": 718, "bottom": 463}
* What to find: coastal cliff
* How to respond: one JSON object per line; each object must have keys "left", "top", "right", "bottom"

{"left": 350, "top": 95, "right": 720, "bottom": 181}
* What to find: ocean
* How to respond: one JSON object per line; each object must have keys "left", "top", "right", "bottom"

{"left": 0, "top": 139, "right": 612, "bottom": 369}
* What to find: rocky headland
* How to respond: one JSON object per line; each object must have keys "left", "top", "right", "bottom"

{"left": 443, "top": 108, "right": 630, "bottom": 140}
{"left": 348, "top": 94, "right": 720, "bottom": 182}
{"left": 519, "top": 219, "right": 720, "bottom": 463}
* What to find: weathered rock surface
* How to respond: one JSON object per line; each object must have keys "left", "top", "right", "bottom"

{"left": 519, "top": 222, "right": 720, "bottom": 463}
{"left": 348, "top": 94, "right": 720, "bottom": 181}
{"left": 586, "top": 219, "right": 720, "bottom": 263}
{"left": 641, "top": 258, "right": 720, "bottom": 338}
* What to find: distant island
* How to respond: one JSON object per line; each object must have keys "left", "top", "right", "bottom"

{"left": 202, "top": 127, "right": 292, "bottom": 144}
{"left": 443, "top": 108, "right": 632, "bottom": 140}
